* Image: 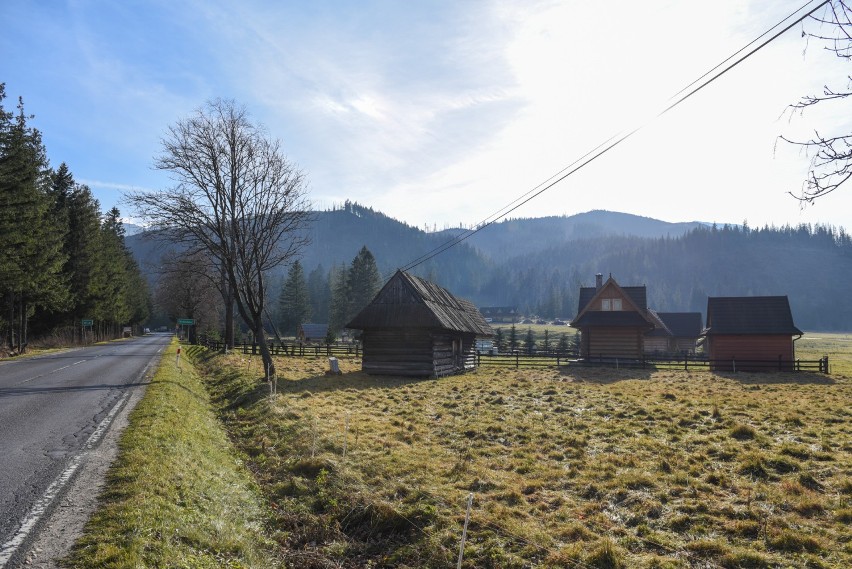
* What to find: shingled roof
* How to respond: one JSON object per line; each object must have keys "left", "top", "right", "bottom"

{"left": 347, "top": 271, "right": 494, "bottom": 336}
{"left": 572, "top": 276, "right": 656, "bottom": 329}
{"left": 704, "top": 296, "right": 803, "bottom": 336}
{"left": 647, "top": 312, "right": 703, "bottom": 338}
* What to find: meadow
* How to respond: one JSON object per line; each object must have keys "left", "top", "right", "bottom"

{"left": 198, "top": 333, "right": 852, "bottom": 568}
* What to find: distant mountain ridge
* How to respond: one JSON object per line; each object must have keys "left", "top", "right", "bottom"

{"left": 434, "top": 210, "right": 707, "bottom": 260}
{"left": 126, "top": 203, "right": 852, "bottom": 330}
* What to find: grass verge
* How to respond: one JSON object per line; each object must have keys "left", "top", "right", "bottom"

{"left": 62, "top": 340, "right": 275, "bottom": 568}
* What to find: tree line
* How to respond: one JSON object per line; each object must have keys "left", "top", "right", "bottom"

{"left": 0, "top": 85, "right": 150, "bottom": 355}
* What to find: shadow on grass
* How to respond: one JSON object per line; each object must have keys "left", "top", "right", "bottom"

{"left": 558, "top": 365, "right": 654, "bottom": 383}
{"left": 714, "top": 371, "right": 836, "bottom": 385}
{"left": 278, "top": 371, "right": 429, "bottom": 395}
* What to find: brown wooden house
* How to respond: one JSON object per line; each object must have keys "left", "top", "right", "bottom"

{"left": 702, "top": 296, "right": 803, "bottom": 371}
{"left": 644, "top": 311, "right": 703, "bottom": 355}
{"left": 347, "top": 271, "right": 494, "bottom": 377}
{"left": 570, "top": 274, "right": 657, "bottom": 360}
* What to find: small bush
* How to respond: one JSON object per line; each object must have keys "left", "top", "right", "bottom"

{"left": 767, "top": 530, "right": 823, "bottom": 553}
{"left": 584, "top": 539, "right": 625, "bottom": 569}
{"left": 730, "top": 423, "right": 756, "bottom": 440}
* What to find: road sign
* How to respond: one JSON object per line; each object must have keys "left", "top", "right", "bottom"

{"left": 81, "top": 319, "right": 93, "bottom": 326}
{"left": 177, "top": 318, "right": 195, "bottom": 325}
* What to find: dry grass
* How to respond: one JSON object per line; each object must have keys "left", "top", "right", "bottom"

{"left": 198, "top": 338, "right": 852, "bottom": 568}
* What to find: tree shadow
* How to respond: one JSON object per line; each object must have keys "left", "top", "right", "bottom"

{"left": 556, "top": 363, "right": 654, "bottom": 383}
{"left": 278, "top": 371, "right": 434, "bottom": 395}
{"left": 713, "top": 371, "right": 836, "bottom": 385}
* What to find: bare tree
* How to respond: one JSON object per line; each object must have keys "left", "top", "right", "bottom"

{"left": 154, "top": 250, "right": 222, "bottom": 341}
{"left": 782, "top": 0, "right": 852, "bottom": 202}
{"left": 127, "top": 99, "right": 311, "bottom": 379}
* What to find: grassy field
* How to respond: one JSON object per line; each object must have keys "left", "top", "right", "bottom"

{"left": 64, "top": 341, "right": 274, "bottom": 568}
{"left": 195, "top": 333, "right": 851, "bottom": 568}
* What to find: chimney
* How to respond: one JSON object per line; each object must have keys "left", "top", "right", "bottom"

{"left": 595, "top": 273, "right": 603, "bottom": 290}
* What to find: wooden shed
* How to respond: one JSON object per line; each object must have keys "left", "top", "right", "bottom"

{"left": 702, "top": 296, "right": 803, "bottom": 371}
{"left": 570, "top": 274, "right": 657, "bottom": 360}
{"left": 644, "top": 311, "right": 703, "bottom": 355}
{"left": 346, "top": 271, "right": 494, "bottom": 377}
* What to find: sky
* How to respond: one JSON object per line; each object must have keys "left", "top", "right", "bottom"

{"left": 3, "top": 0, "right": 852, "bottom": 232}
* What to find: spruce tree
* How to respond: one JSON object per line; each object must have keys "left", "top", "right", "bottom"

{"left": 278, "top": 260, "right": 310, "bottom": 336}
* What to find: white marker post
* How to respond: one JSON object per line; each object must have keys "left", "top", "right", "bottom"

{"left": 176, "top": 345, "right": 182, "bottom": 370}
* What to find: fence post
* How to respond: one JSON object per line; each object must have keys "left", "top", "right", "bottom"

{"left": 515, "top": 351, "right": 519, "bottom": 369}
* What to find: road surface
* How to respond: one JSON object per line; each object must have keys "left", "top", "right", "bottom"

{"left": 0, "top": 333, "right": 170, "bottom": 568}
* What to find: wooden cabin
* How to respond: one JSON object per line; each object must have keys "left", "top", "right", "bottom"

{"left": 644, "top": 311, "right": 703, "bottom": 355}
{"left": 570, "top": 274, "right": 657, "bottom": 360}
{"left": 347, "top": 271, "right": 494, "bottom": 377}
{"left": 702, "top": 296, "right": 803, "bottom": 371}
{"left": 297, "top": 323, "right": 328, "bottom": 343}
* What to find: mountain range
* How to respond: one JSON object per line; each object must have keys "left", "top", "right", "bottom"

{"left": 126, "top": 203, "right": 852, "bottom": 331}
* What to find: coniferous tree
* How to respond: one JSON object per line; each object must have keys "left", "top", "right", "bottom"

{"left": 328, "top": 263, "right": 349, "bottom": 338}
{"left": 278, "top": 260, "right": 311, "bottom": 336}
{"left": 307, "top": 264, "right": 330, "bottom": 323}
{"left": 523, "top": 327, "right": 535, "bottom": 354}
{"left": 0, "top": 87, "right": 67, "bottom": 352}
{"left": 508, "top": 324, "right": 518, "bottom": 352}
{"left": 347, "top": 245, "right": 381, "bottom": 321}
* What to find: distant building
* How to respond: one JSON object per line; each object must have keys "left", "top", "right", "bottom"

{"left": 571, "top": 274, "right": 657, "bottom": 360}
{"left": 479, "top": 306, "right": 520, "bottom": 323}
{"left": 297, "top": 323, "right": 328, "bottom": 343}
{"left": 348, "top": 271, "right": 494, "bottom": 377}
{"left": 702, "top": 296, "right": 803, "bottom": 371}
{"left": 644, "top": 311, "right": 703, "bottom": 355}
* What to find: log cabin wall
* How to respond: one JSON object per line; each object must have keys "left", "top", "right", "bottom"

{"left": 361, "top": 329, "right": 435, "bottom": 376}
{"left": 585, "top": 327, "right": 643, "bottom": 359}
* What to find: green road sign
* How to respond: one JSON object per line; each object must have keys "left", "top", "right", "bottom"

{"left": 177, "top": 318, "right": 195, "bottom": 325}
{"left": 81, "top": 319, "right": 93, "bottom": 326}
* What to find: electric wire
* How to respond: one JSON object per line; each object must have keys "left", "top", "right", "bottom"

{"left": 391, "top": 0, "right": 830, "bottom": 277}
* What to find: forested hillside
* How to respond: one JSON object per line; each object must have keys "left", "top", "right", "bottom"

{"left": 129, "top": 202, "right": 852, "bottom": 331}
{"left": 1, "top": 86, "right": 149, "bottom": 354}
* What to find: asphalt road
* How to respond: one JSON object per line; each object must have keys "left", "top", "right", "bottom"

{"left": 0, "top": 333, "right": 170, "bottom": 567}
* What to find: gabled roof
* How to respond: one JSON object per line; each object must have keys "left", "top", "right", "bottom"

{"left": 347, "top": 271, "right": 494, "bottom": 336}
{"left": 647, "top": 312, "right": 703, "bottom": 338}
{"left": 703, "top": 296, "right": 803, "bottom": 336}
{"left": 572, "top": 276, "right": 656, "bottom": 329}
{"left": 577, "top": 284, "right": 648, "bottom": 313}
{"left": 299, "top": 323, "right": 328, "bottom": 338}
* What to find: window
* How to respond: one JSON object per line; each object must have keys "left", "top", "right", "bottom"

{"left": 601, "top": 299, "right": 611, "bottom": 311}
{"left": 612, "top": 298, "right": 622, "bottom": 311}
{"left": 601, "top": 298, "right": 622, "bottom": 311}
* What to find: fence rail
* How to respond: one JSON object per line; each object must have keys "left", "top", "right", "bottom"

{"left": 196, "top": 336, "right": 829, "bottom": 374}
{"left": 477, "top": 352, "right": 830, "bottom": 374}
{"left": 197, "top": 336, "right": 361, "bottom": 358}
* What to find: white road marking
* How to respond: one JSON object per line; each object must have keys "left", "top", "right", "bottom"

{"left": 0, "top": 390, "right": 131, "bottom": 567}
{"left": 13, "top": 360, "right": 88, "bottom": 386}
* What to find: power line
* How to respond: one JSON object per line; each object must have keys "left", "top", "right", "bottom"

{"left": 392, "top": 0, "right": 830, "bottom": 277}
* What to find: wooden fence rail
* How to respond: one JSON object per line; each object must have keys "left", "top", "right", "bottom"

{"left": 196, "top": 336, "right": 829, "bottom": 374}
{"left": 477, "top": 352, "right": 830, "bottom": 374}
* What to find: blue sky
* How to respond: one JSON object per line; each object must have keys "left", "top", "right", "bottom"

{"left": 3, "top": 0, "right": 851, "bottom": 231}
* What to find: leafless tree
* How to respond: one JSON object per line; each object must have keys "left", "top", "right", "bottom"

{"left": 154, "top": 250, "right": 222, "bottom": 340}
{"left": 127, "top": 99, "right": 311, "bottom": 380}
{"left": 782, "top": 0, "right": 852, "bottom": 202}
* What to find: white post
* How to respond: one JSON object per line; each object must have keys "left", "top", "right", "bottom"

{"left": 457, "top": 493, "right": 474, "bottom": 569}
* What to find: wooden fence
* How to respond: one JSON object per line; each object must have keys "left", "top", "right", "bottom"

{"left": 478, "top": 352, "right": 830, "bottom": 374}
{"left": 197, "top": 336, "right": 361, "bottom": 358}
{"left": 196, "top": 336, "right": 829, "bottom": 374}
